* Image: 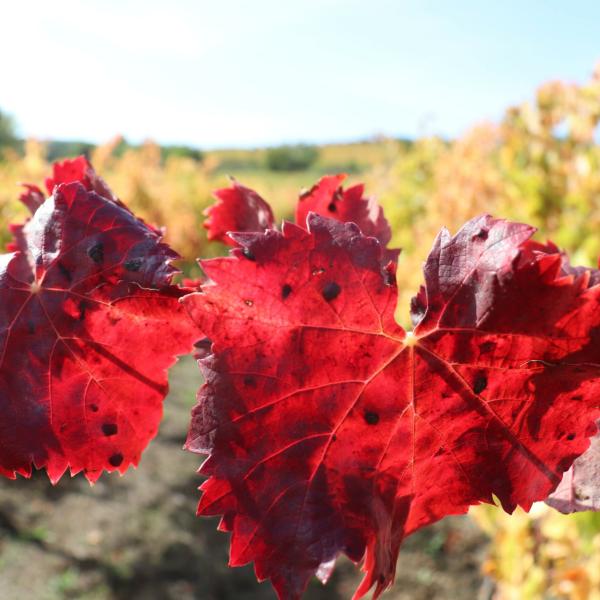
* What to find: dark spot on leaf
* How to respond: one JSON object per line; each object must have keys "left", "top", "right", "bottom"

{"left": 567, "top": 433, "right": 576, "bottom": 441}
{"left": 473, "top": 228, "right": 488, "bottom": 240}
{"left": 102, "top": 423, "right": 118, "bottom": 437}
{"left": 378, "top": 575, "right": 386, "bottom": 584}
{"left": 78, "top": 300, "right": 88, "bottom": 321}
{"left": 322, "top": 282, "right": 341, "bottom": 301}
{"left": 281, "top": 284, "right": 292, "bottom": 299}
{"left": 58, "top": 261, "right": 72, "bottom": 282}
{"left": 571, "top": 395, "right": 583, "bottom": 401}
{"left": 242, "top": 247, "right": 255, "bottom": 261}
{"left": 90, "top": 404, "right": 99, "bottom": 412}
{"left": 27, "top": 321, "right": 35, "bottom": 334}
{"left": 108, "top": 453, "right": 123, "bottom": 467}
{"left": 327, "top": 202, "right": 337, "bottom": 212}
{"left": 364, "top": 411, "right": 379, "bottom": 425}
{"left": 479, "top": 341, "right": 496, "bottom": 354}
{"left": 124, "top": 258, "right": 143, "bottom": 272}
{"left": 243, "top": 376, "right": 257, "bottom": 388}
{"left": 88, "top": 242, "right": 104, "bottom": 263}
{"left": 473, "top": 374, "right": 487, "bottom": 394}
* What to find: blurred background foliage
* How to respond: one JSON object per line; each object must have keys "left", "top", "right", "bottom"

{"left": 472, "top": 504, "right": 600, "bottom": 600}
{"left": 2, "top": 67, "right": 600, "bottom": 599}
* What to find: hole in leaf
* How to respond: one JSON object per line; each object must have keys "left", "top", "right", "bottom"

{"left": 58, "top": 262, "right": 72, "bottom": 282}
{"left": 102, "top": 423, "right": 118, "bottom": 437}
{"left": 88, "top": 242, "right": 104, "bottom": 264}
{"left": 124, "top": 258, "right": 143, "bottom": 272}
{"left": 473, "top": 374, "right": 487, "bottom": 394}
{"left": 108, "top": 453, "right": 123, "bottom": 467}
{"left": 322, "top": 282, "right": 341, "bottom": 301}
{"left": 364, "top": 411, "right": 379, "bottom": 425}
{"left": 243, "top": 376, "right": 257, "bottom": 388}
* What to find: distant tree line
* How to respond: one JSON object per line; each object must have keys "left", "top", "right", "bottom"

{"left": 265, "top": 144, "right": 319, "bottom": 171}
{"left": 45, "top": 139, "right": 204, "bottom": 163}
{"left": 0, "top": 109, "right": 204, "bottom": 163}
{"left": 0, "top": 106, "right": 410, "bottom": 173}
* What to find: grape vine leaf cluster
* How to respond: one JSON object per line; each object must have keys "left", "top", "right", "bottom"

{"left": 2, "top": 161, "right": 600, "bottom": 600}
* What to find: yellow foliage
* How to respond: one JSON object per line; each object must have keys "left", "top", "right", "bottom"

{"left": 471, "top": 504, "right": 600, "bottom": 600}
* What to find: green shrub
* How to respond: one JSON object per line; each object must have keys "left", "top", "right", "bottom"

{"left": 265, "top": 144, "right": 319, "bottom": 171}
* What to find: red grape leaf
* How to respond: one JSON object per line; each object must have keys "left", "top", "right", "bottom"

{"left": 182, "top": 214, "right": 600, "bottom": 599}
{"left": 181, "top": 277, "right": 205, "bottom": 290}
{"left": 0, "top": 181, "right": 198, "bottom": 483}
{"left": 204, "top": 175, "right": 399, "bottom": 263}
{"left": 43, "top": 156, "right": 166, "bottom": 234}
{"left": 45, "top": 155, "right": 118, "bottom": 204}
{"left": 296, "top": 174, "right": 400, "bottom": 263}
{"left": 7, "top": 185, "right": 46, "bottom": 254}
{"left": 545, "top": 258, "right": 600, "bottom": 513}
{"left": 546, "top": 423, "right": 600, "bottom": 513}
{"left": 204, "top": 179, "right": 275, "bottom": 246}
{"left": 8, "top": 156, "right": 141, "bottom": 255}
{"left": 18, "top": 183, "right": 45, "bottom": 214}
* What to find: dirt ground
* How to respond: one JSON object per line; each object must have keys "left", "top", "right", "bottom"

{"left": 0, "top": 356, "right": 490, "bottom": 600}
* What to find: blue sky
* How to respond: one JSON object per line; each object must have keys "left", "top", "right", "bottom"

{"left": 1, "top": 1, "right": 599, "bottom": 148}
